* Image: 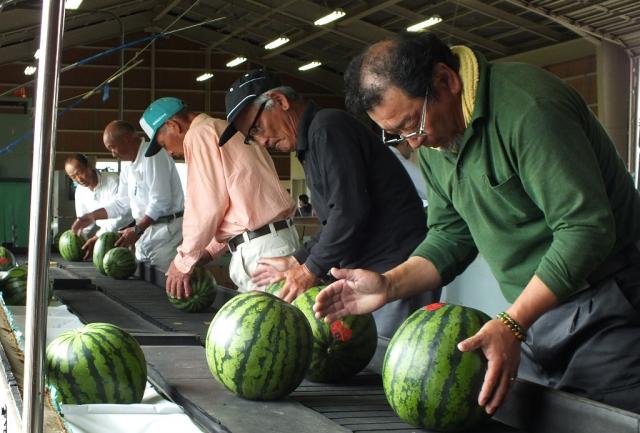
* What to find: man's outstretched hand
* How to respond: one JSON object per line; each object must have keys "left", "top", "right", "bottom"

{"left": 313, "top": 267, "right": 389, "bottom": 323}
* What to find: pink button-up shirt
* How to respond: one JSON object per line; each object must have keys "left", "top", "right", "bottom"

{"left": 173, "top": 114, "right": 296, "bottom": 273}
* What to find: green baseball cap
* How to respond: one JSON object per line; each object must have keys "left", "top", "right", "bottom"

{"left": 140, "top": 97, "right": 185, "bottom": 157}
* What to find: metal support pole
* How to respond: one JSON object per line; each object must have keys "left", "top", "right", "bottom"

{"left": 22, "top": 0, "right": 65, "bottom": 432}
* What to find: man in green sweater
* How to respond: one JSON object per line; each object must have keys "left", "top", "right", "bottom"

{"left": 314, "top": 32, "right": 640, "bottom": 414}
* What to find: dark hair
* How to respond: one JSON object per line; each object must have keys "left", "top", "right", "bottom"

{"left": 298, "top": 194, "right": 309, "bottom": 204}
{"left": 109, "top": 120, "right": 137, "bottom": 140}
{"left": 344, "top": 32, "right": 459, "bottom": 114}
{"left": 64, "top": 153, "right": 89, "bottom": 167}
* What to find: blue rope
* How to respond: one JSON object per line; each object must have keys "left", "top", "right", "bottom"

{"left": 0, "top": 31, "right": 172, "bottom": 156}
{"left": 0, "top": 84, "right": 106, "bottom": 156}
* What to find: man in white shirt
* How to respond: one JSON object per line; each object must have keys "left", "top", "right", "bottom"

{"left": 387, "top": 141, "right": 428, "bottom": 208}
{"left": 72, "top": 121, "right": 184, "bottom": 272}
{"left": 64, "top": 153, "right": 132, "bottom": 259}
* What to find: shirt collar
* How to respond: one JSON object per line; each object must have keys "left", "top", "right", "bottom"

{"left": 93, "top": 169, "right": 102, "bottom": 189}
{"left": 133, "top": 137, "right": 148, "bottom": 166}
{"left": 295, "top": 100, "right": 319, "bottom": 162}
{"left": 191, "top": 113, "right": 208, "bottom": 127}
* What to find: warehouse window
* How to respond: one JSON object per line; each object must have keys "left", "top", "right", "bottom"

{"left": 95, "top": 160, "right": 119, "bottom": 173}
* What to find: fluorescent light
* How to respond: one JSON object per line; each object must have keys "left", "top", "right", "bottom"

{"left": 24, "top": 66, "right": 37, "bottom": 75}
{"left": 314, "top": 9, "right": 345, "bottom": 26}
{"left": 34, "top": 49, "right": 40, "bottom": 59}
{"left": 406, "top": 16, "right": 442, "bottom": 32}
{"left": 64, "top": 0, "right": 83, "bottom": 10}
{"left": 226, "top": 57, "right": 247, "bottom": 68}
{"left": 196, "top": 72, "right": 214, "bottom": 82}
{"left": 264, "top": 37, "right": 290, "bottom": 50}
{"left": 298, "top": 61, "right": 321, "bottom": 71}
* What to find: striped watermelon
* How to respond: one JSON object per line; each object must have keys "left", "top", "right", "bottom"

{"left": 292, "top": 286, "right": 377, "bottom": 383}
{"left": 205, "top": 291, "right": 312, "bottom": 400}
{"left": 93, "top": 232, "right": 118, "bottom": 275}
{"left": 0, "top": 246, "right": 16, "bottom": 271}
{"left": 45, "top": 322, "right": 147, "bottom": 405}
{"left": 0, "top": 265, "right": 28, "bottom": 305}
{"left": 264, "top": 280, "right": 284, "bottom": 296}
{"left": 103, "top": 247, "right": 136, "bottom": 280}
{"left": 168, "top": 265, "right": 217, "bottom": 313}
{"left": 58, "top": 230, "right": 84, "bottom": 261}
{"left": 382, "top": 303, "right": 490, "bottom": 432}
{"left": 0, "top": 265, "right": 53, "bottom": 306}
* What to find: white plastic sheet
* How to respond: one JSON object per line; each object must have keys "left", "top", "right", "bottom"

{"left": 61, "top": 385, "right": 203, "bottom": 433}
{"left": 8, "top": 304, "right": 204, "bottom": 433}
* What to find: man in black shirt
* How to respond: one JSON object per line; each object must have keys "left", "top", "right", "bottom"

{"left": 219, "top": 70, "right": 432, "bottom": 337}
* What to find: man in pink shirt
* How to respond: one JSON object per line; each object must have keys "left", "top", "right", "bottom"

{"left": 139, "top": 97, "right": 299, "bottom": 297}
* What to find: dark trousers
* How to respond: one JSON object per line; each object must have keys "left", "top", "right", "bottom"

{"left": 519, "top": 244, "right": 640, "bottom": 413}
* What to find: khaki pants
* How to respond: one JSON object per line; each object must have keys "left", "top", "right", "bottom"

{"left": 229, "top": 225, "right": 300, "bottom": 292}
{"left": 135, "top": 217, "right": 183, "bottom": 273}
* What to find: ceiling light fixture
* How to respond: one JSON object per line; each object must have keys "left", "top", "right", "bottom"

{"left": 64, "top": 0, "right": 83, "bottom": 10}
{"left": 34, "top": 49, "right": 40, "bottom": 59}
{"left": 264, "top": 37, "right": 290, "bottom": 50}
{"left": 406, "top": 16, "right": 442, "bottom": 32}
{"left": 24, "top": 66, "right": 37, "bottom": 76}
{"left": 226, "top": 57, "right": 247, "bottom": 67}
{"left": 196, "top": 72, "right": 214, "bottom": 82}
{"left": 314, "top": 10, "right": 346, "bottom": 26}
{"left": 299, "top": 61, "right": 321, "bottom": 71}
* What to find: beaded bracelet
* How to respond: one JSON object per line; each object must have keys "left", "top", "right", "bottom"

{"left": 496, "top": 311, "right": 527, "bottom": 342}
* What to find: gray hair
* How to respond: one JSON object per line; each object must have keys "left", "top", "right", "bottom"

{"left": 254, "top": 86, "right": 301, "bottom": 109}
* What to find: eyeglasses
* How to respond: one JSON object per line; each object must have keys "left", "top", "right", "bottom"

{"left": 381, "top": 90, "right": 429, "bottom": 145}
{"left": 244, "top": 101, "right": 267, "bottom": 145}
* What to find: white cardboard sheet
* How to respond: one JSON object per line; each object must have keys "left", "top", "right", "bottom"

{"left": 8, "top": 303, "right": 204, "bottom": 433}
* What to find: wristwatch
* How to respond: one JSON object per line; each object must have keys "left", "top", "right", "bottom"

{"left": 133, "top": 225, "right": 145, "bottom": 237}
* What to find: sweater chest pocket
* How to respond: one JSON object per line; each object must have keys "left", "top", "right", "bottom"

{"left": 482, "top": 174, "right": 541, "bottom": 225}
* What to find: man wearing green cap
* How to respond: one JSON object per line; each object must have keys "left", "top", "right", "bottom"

{"left": 140, "top": 97, "right": 298, "bottom": 297}
{"left": 72, "top": 120, "right": 184, "bottom": 272}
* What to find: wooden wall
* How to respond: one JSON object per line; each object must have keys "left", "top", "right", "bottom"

{"left": 544, "top": 55, "right": 597, "bottom": 113}
{"left": 0, "top": 33, "right": 345, "bottom": 177}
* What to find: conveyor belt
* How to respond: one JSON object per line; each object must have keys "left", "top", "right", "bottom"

{"left": 50, "top": 255, "right": 640, "bottom": 433}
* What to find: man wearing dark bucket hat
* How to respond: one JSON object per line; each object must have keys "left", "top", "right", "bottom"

{"left": 219, "top": 70, "right": 434, "bottom": 338}
{"left": 139, "top": 97, "right": 299, "bottom": 297}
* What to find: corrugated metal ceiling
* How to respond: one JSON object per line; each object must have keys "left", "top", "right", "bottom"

{"left": 0, "top": 0, "right": 638, "bottom": 93}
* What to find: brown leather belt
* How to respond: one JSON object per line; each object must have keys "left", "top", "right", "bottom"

{"left": 228, "top": 219, "right": 292, "bottom": 252}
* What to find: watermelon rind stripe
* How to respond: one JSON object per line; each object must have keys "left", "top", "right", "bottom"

{"left": 206, "top": 292, "right": 311, "bottom": 400}
{"left": 383, "top": 304, "right": 490, "bottom": 432}
{"left": 45, "top": 323, "right": 146, "bottom": 404}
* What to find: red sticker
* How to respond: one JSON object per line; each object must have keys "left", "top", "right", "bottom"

{"left": 423, "top": 302, "right": 446, "bottom": 311}
{"left": 331, "top": 320, "right": 353, "bottom": 342}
